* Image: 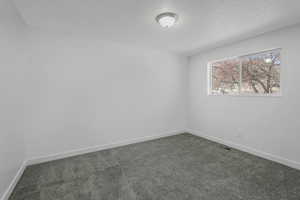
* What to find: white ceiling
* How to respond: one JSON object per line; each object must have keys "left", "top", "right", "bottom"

{"left": 13, "top": 0, "right": 300, "bottom": 55}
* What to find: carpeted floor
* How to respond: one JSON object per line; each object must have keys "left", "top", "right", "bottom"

{"left": 9, "top": 133, "right": 300, "bottom": 200}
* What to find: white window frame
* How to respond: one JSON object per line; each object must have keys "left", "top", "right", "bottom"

{"left": 207, "top": 48, "right": 282, "bottom": 97}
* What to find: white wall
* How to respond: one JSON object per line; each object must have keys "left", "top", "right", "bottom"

{"left": 188, "top": 24, "right": 300, "bottom": 168}
{"left": 0, "top": 0, "right": 29, "bottom": 198}
{"left": 25, "top": 31, "right": 187, "bottom": 159}
{"left": 3, "top": 2, "right": 300, "bottom": 198}
{"left": 0, "top": 6, "right": 187, "bottom": 197}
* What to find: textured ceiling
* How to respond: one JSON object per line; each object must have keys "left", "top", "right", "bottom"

{"left": 13, "top": 0, "right": 300, "bottom": 54}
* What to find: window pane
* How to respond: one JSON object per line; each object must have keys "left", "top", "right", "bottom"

{"left": 241, "top": 49, "right": 280, "bottom": 95}
{"left": 211, "top": 58, "right": 240, "bottom": 95}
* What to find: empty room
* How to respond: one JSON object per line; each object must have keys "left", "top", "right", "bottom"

{"left": 1, "top": 0, "right": 300, "bottom": 199}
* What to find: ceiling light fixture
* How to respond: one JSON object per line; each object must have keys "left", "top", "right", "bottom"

{"left": 156, "top": 12, "right": 178, "bottom": 28}
{"left": 264, "top": 57, "right": 272, "bottom": 63}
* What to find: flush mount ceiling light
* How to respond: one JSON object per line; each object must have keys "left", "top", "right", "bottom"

{"left": 264, "top": 57, "right": 272, "bottom": 63}
{"left": 156, "top": 12, "right": 178, "bottom": 28}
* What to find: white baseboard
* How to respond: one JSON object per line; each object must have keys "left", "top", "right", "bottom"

{"left": 1, "top": 130, "right": 184, "bottom": 200}
{"left": 26, "top": 130, "right": 185, "bottom": 166}
{"left": 187, "top": 129, "right": 300, "bottom": 170}
{"left": 1, "top": 161, "right": 27, "bottom": 200}
{"left": 5, "top": 128, "right": 298, "bottom": 200}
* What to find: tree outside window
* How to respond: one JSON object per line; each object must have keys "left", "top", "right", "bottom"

{"left": 209, "top": 49, "right": 281, "bottom": 96}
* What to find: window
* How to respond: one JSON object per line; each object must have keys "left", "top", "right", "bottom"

{"left": 208, "top": 48, "right": 281, "bottom": 96}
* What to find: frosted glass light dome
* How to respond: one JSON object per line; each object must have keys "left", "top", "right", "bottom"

{"left": 156, "top": 12, "right": 178, "bottom": 28}
{"left": 264, "top": 57, "right": 272, "bottom": 63}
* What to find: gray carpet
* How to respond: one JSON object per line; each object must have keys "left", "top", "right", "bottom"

{"left": 9, "top": 133, "right": 300, "bottom": 200}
